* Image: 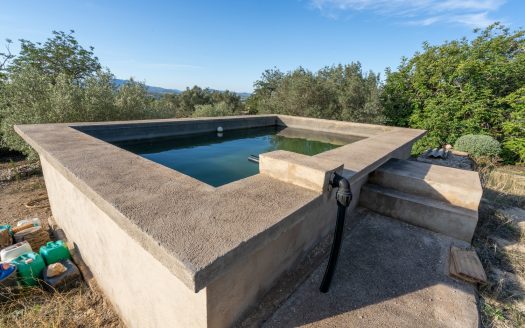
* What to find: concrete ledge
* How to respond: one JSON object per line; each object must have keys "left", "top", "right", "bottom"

{"left": 276, "top": 115, "right": 391, "bottom": 138}
{"left": 369, "top": 159, "right": 482, "bottom": 210}
{"left": 260, "top": 150, "right": 343, "bottom": 193}
{"left": 317, "top": 128, "right": 426, "bottom": 183}
{"left": 73, "top": 115, "right": 278, "bottom": 142}
{"left": 360, "top": 184, "right": 478, "bottom": 242}
{"left": 40, "top": 156, "right": 208, "bottom": 328}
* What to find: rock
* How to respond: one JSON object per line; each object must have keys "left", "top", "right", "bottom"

{"left": 46, "top": 262, "right": 67, "bottom": 278}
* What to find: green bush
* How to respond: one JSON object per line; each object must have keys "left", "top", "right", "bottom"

{"left": 501, "top": 87, "right": 525, "bottom": 164}
{"left": 0, "top": 68, "right": 154, "bottom": 157}
{"left": 382, "top": 23, "right": 525, "bottom": 163}
{"left": 0, "top": 32, "right": 245, "bottom": 158}
{"left": 192, "top": 101, "right": 239, "bottom": 118}
{"left": 249, "top": 63, "right": 385, "bottom": 124}
{"left": 455, "top": 134, "right": 501, "bottom": 158}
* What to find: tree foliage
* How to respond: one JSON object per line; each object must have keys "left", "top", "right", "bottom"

{"left": 0, "top": 39, "right": 14, "bottom": 80}
{"left": 248, "top": 63, "right": 384, "bottom": 124}
{"left": 193, "top": 101, "right": 239, "bottom": 117}
{"left": 382, "top": 23, "right": 525, "bottom": 162}
{"left": 9, "top": 30, "right": 101, "bottom": 82}
{"left": 0, "top": 31, "right": 244, "bottom": 157}
{"left": 501, "top": 87, "right": 525, "bottom": 163}
{"left": 2, "top": 26, "right": 524, "bottom": 164}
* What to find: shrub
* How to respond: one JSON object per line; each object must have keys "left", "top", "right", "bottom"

{"left": 455, "top": 134, "right": 501, "bottom": 158}
{"left": 192, "top": 101, "right": 239, "bottom": 117}
{"left": 382, "top": 23, "right": 525, "bottom": 163}
{"left": 501, "top": 87, "right": 525, "bottom": 164}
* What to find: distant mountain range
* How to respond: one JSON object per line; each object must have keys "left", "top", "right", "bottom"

{"left": 113, "top": 79, "right": 251, "bottom": 99}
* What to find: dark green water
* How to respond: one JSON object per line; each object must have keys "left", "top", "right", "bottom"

{"left": 116, "top": 126, "right": 361, "bottom": 187}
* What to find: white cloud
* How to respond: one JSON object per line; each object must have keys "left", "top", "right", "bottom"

{"left": 310, "top": 0, "right": 505, "bottom": 27}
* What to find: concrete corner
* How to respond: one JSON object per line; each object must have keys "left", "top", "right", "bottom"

{"left": 260, "top": 150, "right": 343, "bottom": 193}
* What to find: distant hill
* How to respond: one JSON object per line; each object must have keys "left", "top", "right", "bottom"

{"left": 113, "top": 79, "right": 251, "bottom": 99}
{"left": 113, "top": 79, "right": 181, "bottom": 95}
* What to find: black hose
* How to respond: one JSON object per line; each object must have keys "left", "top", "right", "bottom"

{"left": 319, "top": 172, "right": 352, "bottom": 293}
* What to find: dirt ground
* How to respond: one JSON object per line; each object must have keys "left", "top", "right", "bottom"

{"left": 0, "top": 164, "right": 123, "bottom": 328}
{"left": 0, "top": 175, "right": 51, "bottom": 227}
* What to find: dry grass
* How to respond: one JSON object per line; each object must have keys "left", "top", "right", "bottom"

{"left": 1, "top": 157, "right": 123, "bottom": 328}
{"left": 473, "top": 164, "right": 525, "bottom": 328}
{"left": 0, "top": 282, "right": 123, "bottom": 328}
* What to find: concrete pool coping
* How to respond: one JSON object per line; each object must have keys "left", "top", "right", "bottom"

{"left": 15, "top": 115, "right": 425, "bottom": 293}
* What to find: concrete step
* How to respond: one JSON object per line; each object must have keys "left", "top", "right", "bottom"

{"left": 368, "top": 159, "right": 482, "bottom": 211}
{"left": 359, "top": 184, "right": 478, "bottom": 242}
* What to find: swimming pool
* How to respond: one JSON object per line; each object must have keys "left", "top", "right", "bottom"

{"left": 115, "top": 126, "right": 362, "bottom": 187}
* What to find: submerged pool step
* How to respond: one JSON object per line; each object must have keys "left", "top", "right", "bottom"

{"left": 359, "top": 183, "right": 479, "bottom": 242}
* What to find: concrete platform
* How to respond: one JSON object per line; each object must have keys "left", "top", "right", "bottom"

{"left": 15, "top": 115, "right": 425, "bottom": 327}
{"left": 361, "top": 159, "right": 482, "bottom": 242}
{"left": 360, "top": 184, "right": 479, "bottom": 242}
{"left": 369, "top": 158, "right": 482, "bottom": 210}
{"left": 263, "top": 208, "right": 479, "bottom": 328}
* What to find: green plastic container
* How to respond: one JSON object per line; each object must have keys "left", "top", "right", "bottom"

{"left": 12, "top": 252, "right": 45, "bottom": 286}
{"left": 39, "top": 240, "right": 71, "bottom": 265}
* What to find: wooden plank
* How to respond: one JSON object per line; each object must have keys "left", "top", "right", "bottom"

{"left": 449, "top": 246, "right": 487, "bottom": 284}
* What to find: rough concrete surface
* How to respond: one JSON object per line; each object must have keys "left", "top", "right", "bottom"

{"left": 370, "top": 158, "right": 482, "bottom": 210}
{"left": 259, "top": 150, "right": 343, "bottom": 192}
{"left": 15, "top": 115, "right": 425, "bottom": 292}
{"left": 263, "top": 208, "right": 479, "bottom": 328}
{"left": 360, "top": 183, "right": 478, "bottom": 242}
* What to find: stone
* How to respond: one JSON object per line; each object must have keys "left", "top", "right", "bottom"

{"left": 46, "top": 262, "right": 67, "bottom": 278}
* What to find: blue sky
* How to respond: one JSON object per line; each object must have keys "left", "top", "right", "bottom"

{"left": 1, "top": 1, "right": 523, "bottom": 92}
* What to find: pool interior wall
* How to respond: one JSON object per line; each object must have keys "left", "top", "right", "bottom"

{"left": 113, "top": 126, "right": 363, "bottom": 187}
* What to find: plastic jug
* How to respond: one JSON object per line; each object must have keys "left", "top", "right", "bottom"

{"left": 12, "top": 252, "right": 45, "bottom": 286}
{"left": 39, "top": 240, "right": 71, "bottom": 265}
{"left": 0, "top": 241, "right": 32, "bottom": 263}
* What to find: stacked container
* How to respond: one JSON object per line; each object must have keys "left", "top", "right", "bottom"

{"left": 0, "top": 241, "right": 32, "bottom": 263}
{"left": 11, "top": 252, "right": 45, "bottom": 286}
{"left": 39, "top": 240, "right": 71, "bottom": 265}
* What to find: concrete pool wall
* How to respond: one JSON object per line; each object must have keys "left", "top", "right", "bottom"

{"left": 15, "top": 115, "right": 426, "bottom": 327}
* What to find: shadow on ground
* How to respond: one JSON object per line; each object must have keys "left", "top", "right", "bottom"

{"left": 262, "top": 208, "right": 479, "bottom": 328}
